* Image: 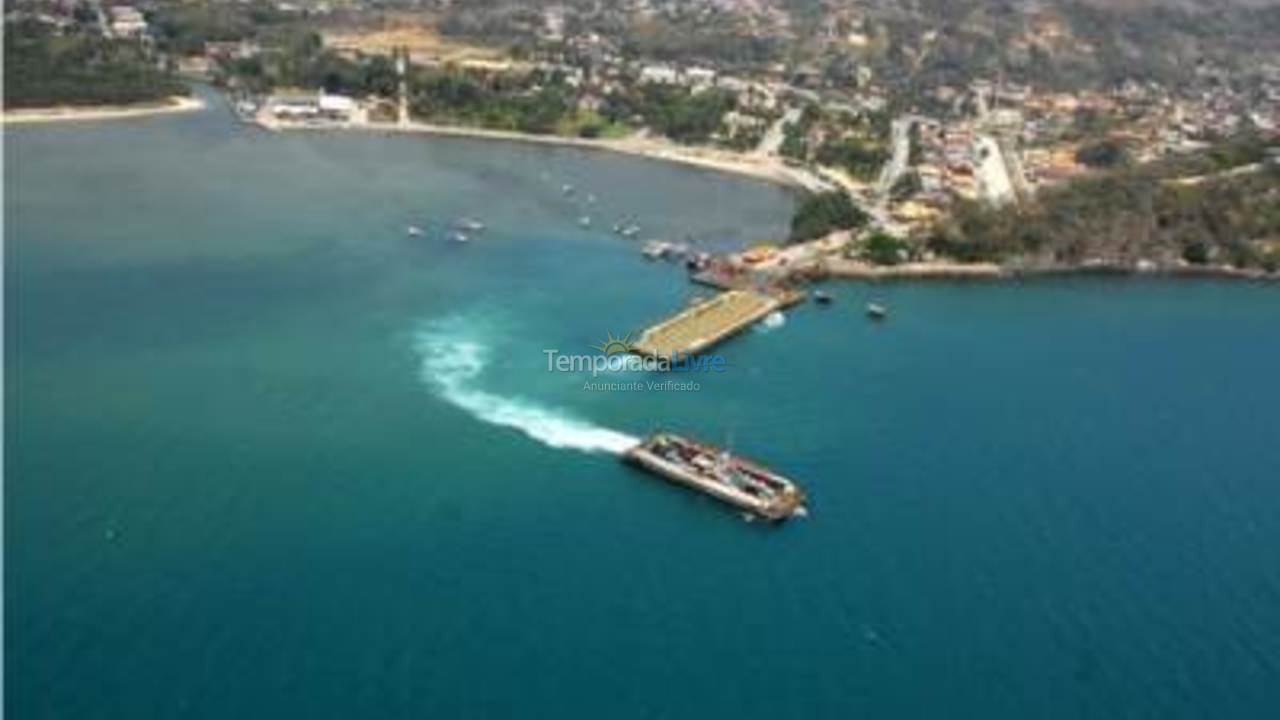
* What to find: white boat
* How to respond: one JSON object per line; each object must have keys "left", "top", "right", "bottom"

{"left": 642, "top": 241, "right": 669, "bottom": 260}
{"left": 619, "top": 224, "right": 642, "bottom": 239}
{"left": 449, "top": 231, "right": 471, "bottom": 243}
{"left": 454, "top": 218, "right": 485, "bottom": 233}
{"left": 866, "top": 302, "right": 887, "bottom": 319}
{"left": 406, "top": 225, "right": 423, "bottom": 237}
{"left": 562, "top": 183, "right": 575, "bottom": 196}
{"left": 761, "top": 311, "right": 786, "bottom": 329}
{"left": 578, "top": 216, "right": 592, "bottom": 228}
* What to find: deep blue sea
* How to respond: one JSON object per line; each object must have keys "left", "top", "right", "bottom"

{"left": 7, "top": 99, "right": 1280, "bottom": 719}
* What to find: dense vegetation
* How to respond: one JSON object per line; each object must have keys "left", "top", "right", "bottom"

{"left": 789, "top": 190, "right": 870, "bottom": 244}
{"left": 863, "top": 230, "right": 911, "bottom": 266}
{"left": 602, "top": 84, "right": 736, "bottom": 144}
{"left": 4, "top": 20, "right": 188, "bottom": 108}
{"left": 150, "top": 1, "right": 288, "bottom": 56}
{"left": 209, "top": 29, "right": 399, "bottom": 98}
{"left": 815, "top": 137, "right": 889, "bottom": 182}
{"left": 1074, "top": 140, "right": 1129, "bottom": 169}
{"left": 926, "top": 147, "right": 1280, "bottom": 271}
{"left": 408, "top": 66, "right": 584, "bottom": 135}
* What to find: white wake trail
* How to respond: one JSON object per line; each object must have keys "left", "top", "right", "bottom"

{"left": 413, "top": 322, "right": 639, "bottom": 455}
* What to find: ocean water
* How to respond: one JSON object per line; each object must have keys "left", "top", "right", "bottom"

{"left": 7, "top": 102, "right": 1280, "bottom": 719}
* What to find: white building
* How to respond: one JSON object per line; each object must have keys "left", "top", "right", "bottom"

{"left": 684, "top": 67, "right": 716, "bottom": 91}
{"left": 109, "top": 6, "right": 147, "bottom": 38}
{"left": 270, "top": 93, "right": 320, "bottom": 120}
{"left": 639, "top": 64, "right": 680, "bottom": 85}
{"left": 318, "top": 94, "right": 357, "bottom": 121}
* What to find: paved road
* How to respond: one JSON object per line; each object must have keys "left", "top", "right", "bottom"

{"left": 756, "top": 106, "right": 802, "bottom": 157}
{"left": 875, "top": 116, "right": 916, "bottom": 196}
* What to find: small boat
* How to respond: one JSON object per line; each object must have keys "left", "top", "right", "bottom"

{"left": 642, "top": 240, "right": 669, "bottom": 260}
{"left": 406, "top": 225, "right": 424, "bottom": 237}
{"left": 449, "top": 231, "right": 471, "bottom": 243}
{"left": 454, "top": 218, "right": 485, "bottom": 233}
{"left": 619, "top": 224, "right": 642, "bottom": 239}
{"left": 562, "top": 183, "right": 575, "bottom": 196}
{"left": 814, "top": 290, "right": 833, "bottom": 305}
{"left": 761, "top": 311, "right": 786, "bottom": 329}
{"left": 866, "top": 302, "right": 887, "bottom": 320}
{"left": 585, "top": 193, "right": 597, "bottom": 204}
{"left": 685, "top": 252, "right": 712, "bottom": 272}
{"left": 578, "top": 215, "right": 592, "bottom": 228}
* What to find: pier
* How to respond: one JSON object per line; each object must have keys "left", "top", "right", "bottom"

{"left": 630, "top": 290, "right": 785, "bottom": 358}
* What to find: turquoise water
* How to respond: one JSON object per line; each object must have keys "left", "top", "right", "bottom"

{"left": 7, "top": 102, "right": 1280, "bottom": 718}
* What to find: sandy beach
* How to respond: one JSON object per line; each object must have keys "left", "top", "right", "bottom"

{"left": 256, "top": 115, "right": 834, "bottom": 193}
{"left": 2, "top": 96, "right": 206, "bottom": 125}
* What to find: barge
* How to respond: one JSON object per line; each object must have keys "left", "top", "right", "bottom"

{"left": 623, "top": 432, "right": 807, "bottom": 521}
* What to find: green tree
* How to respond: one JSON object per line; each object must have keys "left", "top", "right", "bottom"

{"left": 789, "top": 191, "right": 869, "bottom": 243}
{"left": 865, "top": 231, "right": 908, "bottom": 265}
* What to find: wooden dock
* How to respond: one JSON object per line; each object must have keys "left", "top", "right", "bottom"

{"left": 631, "top": 289, "right": 783, "bottom": 358}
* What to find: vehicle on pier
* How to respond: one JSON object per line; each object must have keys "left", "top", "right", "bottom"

{"left": 623, "top": 432, "right": 807, "bottom": 522}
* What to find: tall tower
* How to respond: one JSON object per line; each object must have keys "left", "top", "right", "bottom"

{"left": 396, "top": 47, "right": 409, "bottom": 126}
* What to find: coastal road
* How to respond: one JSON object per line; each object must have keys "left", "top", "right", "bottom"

{"left": 756, "top": 107, "right": 802, "bottom": 157}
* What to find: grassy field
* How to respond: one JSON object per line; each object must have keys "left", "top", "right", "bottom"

{"left": 323, "top": 13, "right": 510, "bottom": 67}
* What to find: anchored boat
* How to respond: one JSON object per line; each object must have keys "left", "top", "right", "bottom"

{"left": 623, "top": 432, "right": 807, "bottom": 522}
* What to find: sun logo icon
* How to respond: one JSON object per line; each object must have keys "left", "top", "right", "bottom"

{"left": 591, "top": 331, "right": 634, "bottom": 355}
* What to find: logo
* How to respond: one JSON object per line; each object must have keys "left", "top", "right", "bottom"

{"left": 590, "top": 331, "right": 634, "bottom": 355}
{"left": 543, "top": 330, "right": 727, "bottom": 382}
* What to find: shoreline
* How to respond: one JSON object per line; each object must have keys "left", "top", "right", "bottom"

{"left": 255, "top": 116, "right": 834, "bottom": 193}
{"left": 1, "top": 96, "right": 205, "bottom": 125}
{"left": 819, "top": 258, "right": 1277, "bottom": 283}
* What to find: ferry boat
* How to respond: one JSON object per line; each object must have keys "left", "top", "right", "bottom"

{"left": 623, "top": 432, "right": 807, "bottom": 522}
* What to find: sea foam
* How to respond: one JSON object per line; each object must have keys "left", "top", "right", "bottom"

{"left": 413, "top": 320, "right": 638, "bottom": 455}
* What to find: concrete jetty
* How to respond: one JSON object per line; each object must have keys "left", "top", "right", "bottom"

{"left": 631, "top": 290, "right": 784, "bottom": 358}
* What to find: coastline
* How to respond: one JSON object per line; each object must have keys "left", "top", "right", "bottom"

{"left": 820, "top": 257, "right": 1277, "bottom": 282}
{"left": 255, "top": 116, "right": 835, "bottom": 193}
{"left": 1, "top": 96, "right": 205, "bottom": 125}
{"left": 823, "top": 258, "right": 1005, "bottom": 280}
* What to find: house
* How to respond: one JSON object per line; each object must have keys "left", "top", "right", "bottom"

{"left": 109, "top": 6, "right": 147, "bottom": 38}
{"left": 684, "top": 66, "right": 716, "bottom": 91}
{"left": 318, "top": 94, "right": 357, "bottom": 121}
{"left": 639, "top": 64, "right": 680, "bottom": 85}
{"left": 269, "top": 92, "right": 320, "bottom": 120}
{"left": 177, "top": 56, "right": 212, "bottom": 76}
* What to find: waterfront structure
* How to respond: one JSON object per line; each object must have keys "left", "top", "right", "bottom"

{"left": 631, "top": 290, "right": 781, "bottom": 359}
